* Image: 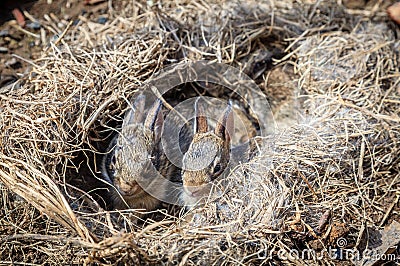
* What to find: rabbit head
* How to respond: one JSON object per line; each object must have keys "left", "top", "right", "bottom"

{"left": 181, "top": 98, "right": 234, "bottom": 206}
{"left": 106, "top": 95, "right": 165, "bottom": 210}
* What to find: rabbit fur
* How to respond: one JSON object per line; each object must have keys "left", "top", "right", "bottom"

{"left": 180, "top": 98, "right": 234, "bottom": 206}
{"left": 102, "top": 95, "right": 176, "bottom": 212}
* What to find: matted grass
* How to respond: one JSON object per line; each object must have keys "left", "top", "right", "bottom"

{"left": 0, "top": 0, "right": 399, "bottom": 264}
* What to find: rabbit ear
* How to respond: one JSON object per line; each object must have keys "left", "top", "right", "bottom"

{"left": 215, "top": 102, "right": 234, "bottom": 143}
{"left": 144, "top": 99, "right": 164, "bottom": 141}
{"left": 194, "top": 97, "right": 208, "bottom": 133}
{"left": 123, "top": 94, "right": 146, "bottom": 126}
{"left": 153, "top": 102, "right": 164, "bottom": 142}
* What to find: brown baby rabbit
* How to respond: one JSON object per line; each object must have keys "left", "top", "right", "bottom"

{"left": 180, "top": 98, "right": 234, "bottom": 206}
{"left": 102, "top": 94, "right": 170, "bottom": 212}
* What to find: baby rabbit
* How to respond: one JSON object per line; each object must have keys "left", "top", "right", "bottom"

{"left": 180, "top": 98, "right": 234, "bottom": 206}
{"left": 102, "top": 94, "right": 168, "bottom": 212}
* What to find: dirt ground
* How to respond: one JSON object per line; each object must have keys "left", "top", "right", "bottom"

{"left": 0, "top": 0, "right": 109, "bottom": 88}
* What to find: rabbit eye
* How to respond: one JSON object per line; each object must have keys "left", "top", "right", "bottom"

{"left": 106, "top": 147, "right": 119, "bottom": 179}
{"left": 108, "top": 155, "right": 117, "bottom": 173}
{"left": 213, "top": 163, "right": 221, "bottom": 174}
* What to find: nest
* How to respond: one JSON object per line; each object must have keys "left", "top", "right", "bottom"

{"left": 1, "top": 0, "right": 399, "bottom": 264}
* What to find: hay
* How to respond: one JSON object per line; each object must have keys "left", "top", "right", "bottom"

{"left": 1, "top": 0, "right": 399, "bottom": 264}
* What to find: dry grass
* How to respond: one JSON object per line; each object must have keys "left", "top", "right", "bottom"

{"left": 0, "top": 0, "right": 399, "bottom": 264}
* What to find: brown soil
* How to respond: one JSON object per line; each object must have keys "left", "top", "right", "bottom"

{"left": 0, "top": 0, "right": 105, "bottom": 87}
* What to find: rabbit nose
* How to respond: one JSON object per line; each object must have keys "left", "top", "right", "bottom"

{"left": 117, "top": 180, "right": 141, "bottom": 195}
{"left": 184, "top": 185, "right": 207, "bottom": 198}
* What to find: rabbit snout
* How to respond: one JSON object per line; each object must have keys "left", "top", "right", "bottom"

{"left": 183, "top": 183, "right": 210, "bottom": 198}
{"left": 114, "top": 178, "right": 142, "bottom": 197}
